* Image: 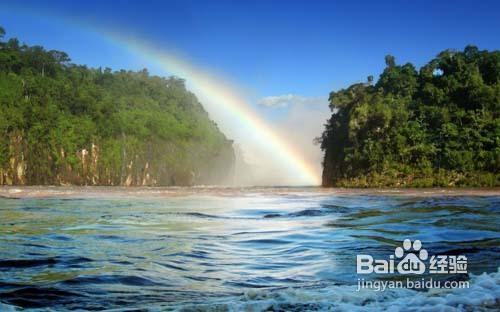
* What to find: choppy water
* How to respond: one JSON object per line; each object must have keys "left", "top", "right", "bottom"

{"left": 0, "top": 187, "right": 499, "bottom": 311}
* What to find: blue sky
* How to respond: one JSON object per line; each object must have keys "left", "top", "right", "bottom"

{"left": 1, "top": 0, "right": 499, "bottom": 100}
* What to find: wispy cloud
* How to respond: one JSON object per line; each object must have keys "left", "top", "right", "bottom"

{"left": 258, "top": 94, "right": 325, "bottom": 108}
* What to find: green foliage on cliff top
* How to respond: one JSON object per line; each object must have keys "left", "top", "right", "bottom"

{"left": 0, "top": 28, "right": 233, "bottom": 185}
{"left": 319, "top": 46, "right": 500, "bottom": 187}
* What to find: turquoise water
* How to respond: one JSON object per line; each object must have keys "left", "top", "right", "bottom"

{"left": 0, "top": 187, "right": 499, "bottom": 311}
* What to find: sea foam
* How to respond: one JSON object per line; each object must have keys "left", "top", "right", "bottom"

{"left": 179, "top": 269, "right": 500, "bottom": 312}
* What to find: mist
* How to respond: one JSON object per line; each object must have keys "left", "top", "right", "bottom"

{"left": 134, "top": 44, "right": 331, "bottom": 186}
{"left": 217, "top": 94, "right": 331, "bottom": 186}
{"left": 272, "top": 95, "right": 331, "bottom": 184}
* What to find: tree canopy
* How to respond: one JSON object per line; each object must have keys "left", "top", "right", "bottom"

{"left": 319, "top": 46, "right": 499, "bottom": 187}
{"left": 0, "top": 27, "right": 234, "bottom": 186}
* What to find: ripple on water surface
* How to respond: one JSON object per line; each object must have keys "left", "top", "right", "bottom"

{"left": 0, "top": 187, "right": 498, "bottom": 310}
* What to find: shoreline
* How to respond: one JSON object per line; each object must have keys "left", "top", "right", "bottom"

{"left": 1, "top": 185, "right": 500, "bottom": 199}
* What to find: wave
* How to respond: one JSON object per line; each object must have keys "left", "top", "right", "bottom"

{"left": 178, "top": 269, "right": 500, "bottom": 311}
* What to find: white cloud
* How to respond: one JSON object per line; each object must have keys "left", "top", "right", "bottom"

{"left": 258, "top": 94, "right": 325, "bottom": 108}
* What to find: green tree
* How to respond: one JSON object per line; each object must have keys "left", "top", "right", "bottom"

{"left": 0, "top": 26, "right": 235, "bottom": 186}
{"left": 320, "top": 46, "right": 500, "bottom": 187}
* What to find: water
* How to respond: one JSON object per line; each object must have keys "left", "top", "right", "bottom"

{"left": 0, "top": 186, "right": 499, "bottom": 311}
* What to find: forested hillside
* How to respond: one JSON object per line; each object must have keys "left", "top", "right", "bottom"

{"left": 0, "top": 27, "right": 234, "bottom": 186}
{"left": 320, "top": 46, "right": 499, "bottom": 187}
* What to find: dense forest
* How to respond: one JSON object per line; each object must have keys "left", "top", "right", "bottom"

{"left": 0, "top": 27, "right": 234, "bottom": 186}
{"left": 320, "top": 46, "right": 499, "bottom": 187}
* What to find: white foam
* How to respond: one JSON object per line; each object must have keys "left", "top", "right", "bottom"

{"left": 178, "top": 269, "right": 500, "bottom": 311}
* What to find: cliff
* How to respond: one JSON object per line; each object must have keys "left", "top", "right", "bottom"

{"left": 0, "top": 28, "right": 234, "bottom": 186}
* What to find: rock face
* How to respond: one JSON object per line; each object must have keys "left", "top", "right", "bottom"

{"left": 0, "top": 136, "right": 235, "bottom": 186}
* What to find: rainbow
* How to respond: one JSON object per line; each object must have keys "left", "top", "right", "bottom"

{"left": 109, "top": 36, "right": 320, "bottom": 185}
{"left": 2, "top": 8, "right": 321, "bottom": 185}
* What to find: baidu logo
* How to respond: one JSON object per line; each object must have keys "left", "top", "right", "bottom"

{"left": 395, "top": 239, "right": 428, "bottom": 274}
{"left": 357, "top": 239, "right": 467, "bottom": 275}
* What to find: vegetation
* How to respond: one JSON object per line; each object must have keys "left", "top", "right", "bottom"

{"left": 319, "top": 46, "right": 499, "bottom": 187}
{"left": 0, "top": 27, "right": 234, "bottom": 186}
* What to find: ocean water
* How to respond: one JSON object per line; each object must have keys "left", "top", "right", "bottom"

{"left": 0, "top": 186, "right": 499, "bottom": 311}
